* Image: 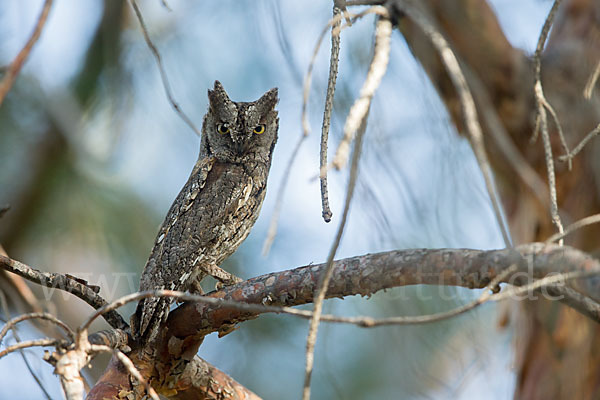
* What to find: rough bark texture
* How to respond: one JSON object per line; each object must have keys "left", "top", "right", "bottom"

{"left": 86, "top": 244, "right": 600, "bottom": 399}
{"left": 390, "top": 0, "right": 600, "bottom": 398}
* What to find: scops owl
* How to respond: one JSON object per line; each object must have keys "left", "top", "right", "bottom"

{"left": 132, "top": 81, "right": 279, "bottom": 343}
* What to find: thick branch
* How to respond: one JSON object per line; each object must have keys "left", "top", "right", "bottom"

{"left": 81, "top": 243, "right": 598, "bottom": 398}
{"left": 167, "top": 243, "right": 599, "bottom": 341}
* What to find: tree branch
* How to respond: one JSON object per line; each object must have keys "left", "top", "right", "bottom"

{"left": 0, "top": 255, "right": 128, "bottom": 330}
{"left": 0, "top": 0, "right": 53, "bottom": 107}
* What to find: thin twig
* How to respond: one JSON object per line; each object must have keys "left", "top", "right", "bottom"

{"left": 0, "top": 254, "right": 128, "bottom": 330}
{"left": 128, "top": 0, "right": 202, "bottom": 137}
{"left": 464, "top": 66, "right": 550, "bottom": 209}
{"left": 396, "top": 0, "right": 511, "bottom": 247}
{"left": 331, "top": 13, "right": 391, "bottom": 171}
{"left": 0, "top": 312, "right": 75, "bottom": 344}
{"left": 0, "top": 291, "right": 53, "bottom": 399}
{"left": 302, "top": 6, "right": 388, "bottom": 138}
{"left": 583, "top": 59, "right": 600, "bottom": 99}
{"left": 530, "top": 0, "right": 562, "bottom": 142}
{"left": 545, "top": 213, "right": 600, "bottom": 244}
{"left": 90, "top": 344, "right": 160, "bottom": 400}
{"left": 319, "top": 5, "right": 343, "bottom": 223}
{"left": 530, "top": 0, "right": 566, "bottom": 242}
{"left": 536, "top": 81, "right": 565, "bottom": 244}
{"left": 0, "top": 338, "right": 59, "bottom": 359}
{"left": 559, "top": 122, "right": 600, "bottom": 164}
{"left": 545, "top": 285, "right": 600, "bottom": 322}
{"left": 0, "top": 0, "right": 53, "bottom": 107}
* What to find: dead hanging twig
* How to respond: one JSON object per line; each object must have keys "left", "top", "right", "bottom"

{"left": 0, "top": 312, "right": 75, "bottom": 344}
{"left": 531, "top": 0, "right": 566, "bottom": 242}
{"left": 319, "top": 5, "right": 343, "bottom": 223}
{"left": 128, "top": 0, "right": 202, "bottom": 137}
{"left": 0, "top": 0, "right": 54, "bottom": 107}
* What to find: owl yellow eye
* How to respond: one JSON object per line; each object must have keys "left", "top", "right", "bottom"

{"left": 253, "top": 125, "right": 265, "bottom": 135}
{"left": 217, "top": 124, "right": 230, "bottom": 135}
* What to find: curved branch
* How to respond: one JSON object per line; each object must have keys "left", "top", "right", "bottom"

{"left": 0, "top": 255, "right": 128, "bottom": 330}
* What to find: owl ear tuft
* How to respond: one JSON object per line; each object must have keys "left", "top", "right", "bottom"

{"left": 208, "top": 80, "right": 236, "bottom": 116}
{"left": 257, "top": 87, "right": 279, "bottom": 111}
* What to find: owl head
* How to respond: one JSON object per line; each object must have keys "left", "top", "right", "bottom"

{"left": 201, "top": 80, "right": 279, "bottom": 165}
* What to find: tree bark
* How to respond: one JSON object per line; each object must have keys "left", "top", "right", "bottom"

{"left": 85, "top": 244, "right": 600, "bottom": 398}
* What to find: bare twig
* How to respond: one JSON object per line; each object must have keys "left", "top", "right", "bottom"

{"left": 0, "top": 291, "right": 53, "bottom": 399}
{"left": 0, "top": 312, "right": 75, "bottom": 344}
{"left": 583, "top": 59, "right": 600, "bottom": 99}
{"left": 0, "top": 338, "right": 59, "bottom": 359}
{"left": 319, "top": 5, "right": 343, "bottom": 223}
{"left": 395, "top": 0, "right": 511, "bottom": 247}
{"left": 530, "top": 0, "right": 566, "bottom": 242}
{"left": 535, "top": 81, "right": 565, "bottom": 243}
{"left": 546, "top": 213, "right": 600, "bottom": 244}
{"left": 331, "top": 14, "right": 391, "bottom": 171}
{"left": 0, "top": 0, "right": 53, "bottom": 107}
{"left": 545, "top": 285, "right": 600, "bottom": 322}
{"left": 464, "top": 66, "right": 550, "bottom": 209}
{"left": 303, "top": 88, "right": 370, "bottom": 400}
{"left": 128, "top": 0, "right": 202, "bottom": 137}
{"left": 530, "top": 0, "right": 562, "bottom": 143}
{"left": 302, "top": 6, "right": 388, "bottom": 138}
{"left": 559, "top": 122, "right": 600, "bottom": 164}
{"left": 0, "top": 254, "right": 128, "bottom": 330}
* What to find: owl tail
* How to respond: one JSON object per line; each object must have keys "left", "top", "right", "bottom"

{"left": 131, "top": 296, "right": 171, "bottom": 344}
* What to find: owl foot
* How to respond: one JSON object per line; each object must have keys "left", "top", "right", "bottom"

{"left": 203, "top": 264, "right": 243, "bottom": 290}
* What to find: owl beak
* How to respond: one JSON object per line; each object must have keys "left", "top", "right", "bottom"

{"left": 229, "top": 134, "right": 245, "bottom": 155}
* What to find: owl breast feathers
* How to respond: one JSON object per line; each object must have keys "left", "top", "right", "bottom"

{"left": 131, "top": 81, "right": 279, "bottom": 343}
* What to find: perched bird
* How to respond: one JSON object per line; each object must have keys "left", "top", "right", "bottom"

{"left": 131, "top": 81, "right": 279, "bottom": 343}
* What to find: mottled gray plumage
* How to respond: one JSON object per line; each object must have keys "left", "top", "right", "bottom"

{"left": 131, "top": 81, "right": 279, "bottom": 343}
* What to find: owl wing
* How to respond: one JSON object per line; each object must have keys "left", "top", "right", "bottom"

{"left": 132, "top": 156, "right": 216, "bottom": 341}
{"left": 132, "top": 157, "right": 258, "bottom": 342}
